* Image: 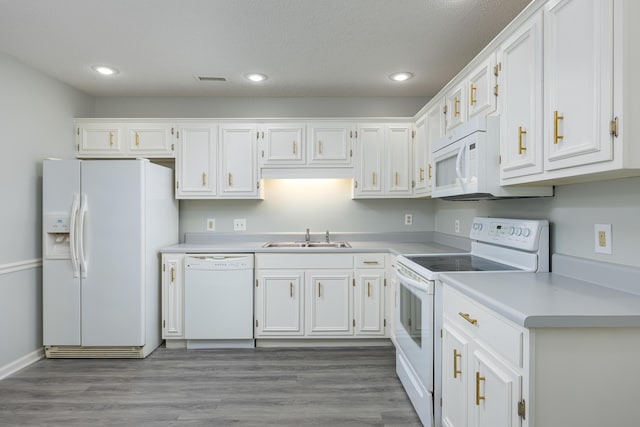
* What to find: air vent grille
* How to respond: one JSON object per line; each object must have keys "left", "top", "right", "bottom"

{"left": 197, "top": 76, "right": 227, "bottom": 82}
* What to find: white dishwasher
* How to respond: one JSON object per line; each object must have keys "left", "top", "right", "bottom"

{"left": 184, "top": 254, "right": 254, "bottom": 349}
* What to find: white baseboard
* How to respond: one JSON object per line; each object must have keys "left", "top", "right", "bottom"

{"left": 0, "top": 348, "right": 45, "bottom": 381}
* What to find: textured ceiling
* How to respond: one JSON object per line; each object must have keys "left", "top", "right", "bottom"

{"left": 0, "top": 0, "right": 531, "bottom": 97}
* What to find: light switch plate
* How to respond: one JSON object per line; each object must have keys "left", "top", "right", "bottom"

{"left": 594, "top": 224, "right": 612, "bottom": 254}
{"left": 206, "top": 218, "right": 215, "bottom": 231}
{"left": 234, "top": 218, "right": 247, "bottom": 231}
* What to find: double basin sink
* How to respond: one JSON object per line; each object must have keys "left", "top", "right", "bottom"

{"left": 262, "top": 241, "right": 351, "bottom": 249}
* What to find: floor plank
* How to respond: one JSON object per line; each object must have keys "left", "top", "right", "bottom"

{"left": 0, "top": 346, "right": 422, "bottom": 426}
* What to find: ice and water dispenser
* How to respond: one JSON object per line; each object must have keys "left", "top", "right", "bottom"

{"left": 44, "top": 214, "right": 71, "bottom": 259}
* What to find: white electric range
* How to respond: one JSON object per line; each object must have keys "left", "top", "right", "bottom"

{"left": 395, "top": 217, "right": 549, "bottom": 427}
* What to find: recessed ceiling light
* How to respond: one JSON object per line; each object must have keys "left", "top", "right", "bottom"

{"left": 91, "top": 65, "right": 119, "bottom": 76}
{"left": 246, "top": 73, "right": 267, "bottom": 83}
{"left": 389, "top": 72, "right": 413, "bottom": 82}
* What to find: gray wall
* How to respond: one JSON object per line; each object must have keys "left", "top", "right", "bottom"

{"left": 0, "top": 52, "right": 94, "bottom": 368}
{"left": 93, "top": 96, "right": 429, "bottom": 118}
{"left": 434, "top": 176, "right": 640, "bottom": 268}
{"left": 179, "top": 179, "right": 436, "bottom": 236}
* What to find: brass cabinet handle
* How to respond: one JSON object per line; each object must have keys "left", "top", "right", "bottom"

{"left": 135, "top": 132, "right": 140, "bottom": 146}
{"left": 317, "top": 140, "right": 322, "bottom": 155}
{"left": 202, "top": 172, "right": 206, "bottom": 187}
{"left": 454, "top": 97, "right": 460, "bottom": 117}
{"left": 453, "top": 349, "right": 462, "bottom": 378}
{"left": 170, "top": 267, "right": 175, "bottom": 283}
{"left": 372, "top": 172, "right": 376, "bottom": 185}
{"left": 228, "top": 172, "right": 232, "bottom": 187}
{"left": 367, "top": 282, "right": 371, "bottom": 297}
{"left": 419, "top": 168, "right": 424, "bottom": 182}
{"left": 292, "top": 140, "right": 297, "bottom": 155}
{"left": 554, "top": 110, "right": 564, "bottom": 144}
{"left": 428, "top": 163, "right": 432, "bottom": 179}
{"left": 109, "top": 131, "right": 114, "bottom": 147}
{"left": 395, "top": 172, "right": 399, "bottom": 185}
{"left": 290, "top": 282, "right": 293, "bottom": 298}
{"left": 458, "top": 312, "right": 478, "bottom": 325}
{"left": 476, "top": 371, "right": 486, "bottom": 405}
{"left": 470, "top": 84, "right": 477, "bottom": 106}
{"left": 363, "top": 261, "right": 379, "bottom": 265}
{"left": 318, "top": 282, "right": 321, "bottom": 298}
{"left": 518, "top": 126, "right": 527, "bottom": 155}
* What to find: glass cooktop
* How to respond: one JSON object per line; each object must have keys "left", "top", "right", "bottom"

{"left": 405, "top": 254, "right": 519, "bottom": 272}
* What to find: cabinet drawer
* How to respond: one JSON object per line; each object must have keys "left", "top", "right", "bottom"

{"left": 443, "top": 285, "right": 523, "bottom": 368}
{"left": 354, "top": 253, "right": 386, "bottom": 269}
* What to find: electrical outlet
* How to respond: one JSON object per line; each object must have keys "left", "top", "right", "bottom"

{"left": 234, "top": 218, "right": 247, "bottom": 231}
{"left": 206, "top": 218, "right": 215, "bottom": 231}
{"left": 594, "top": 224, "right": 612, "bottom": 254}
{"left": 404, "top": 214, "right": 413, "bottom": 226}
{"left": 454, "top": 220, "right": 460, "bottom": 233}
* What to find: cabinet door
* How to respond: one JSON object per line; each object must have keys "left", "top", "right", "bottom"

{"left": 385, "top": 125, "right": 413, "bottom": 196}
{"left": 425, "top": 99, "right": 444, "bottom": 187}
{"left": 471, "top": 348, "right": 522, "bottom": 427}
{"left": 307, "top": 123, "right": 354, "bottom": 166}
{"left": 255, "top": 271, "right": 304, "bottom": 336}
{"left": 161, "top": 254, "right": 184, "bottom": 338}
{"left": 306, "top": 270, "right": 353, "bottom": 336}
{"left": 219, "top": 125, "right": 259, "bottom": 197}
{"left": 543, "top": 0, "right": 614, "bottom": 171}
{"left": 413, "top": 115, "right": 430, "bottom": 197}
{"left": 445, "top": 82, "right": 467, "bottom": 131}
{"left": 260, "top": 124, "right": 305, "bottom": 166}
{"left": 354, "top": 124, "right": 384, "bottom": 197}
{"left": 127, "top": 123, "right": 175, "bottom": 157}
{"left": 468, "top": 55, "right": 497, "bottom": 119}
{"left": 498, "top": 10, "right": 544, "bottom": 180}
{"left": 442, "top": 322, "right": 470, "bottom": 427}
{"left": 77, "top": 123, "right": 123, "bottom": 156}
{"left": 176, "top": 125, "right": 217, "bottom": 198}
{"left": 354, "top": 270, "right": 385, "bottom": 336}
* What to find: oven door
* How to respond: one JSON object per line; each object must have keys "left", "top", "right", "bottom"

{"left": 395, "top": 265, "right": 434, "bottom": 401}
{"left": 432, "top": 133, "right": 480, "bottom": 198}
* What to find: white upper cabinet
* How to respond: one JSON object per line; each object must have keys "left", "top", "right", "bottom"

{"left": 259, "top": 123, "right": 305, "bottom": 166}
{"left": 306, "top": 122, "right": 354, "bottom": 166}
{"left": 76, "top": 121, "right": 175, "bottom": 158}
{"left": 467, "top": 54, "right": 498, "bottom": 120}
{"left": 543, "top": 0, "right": 614, "bottom": 171}
{"left": 445, "top": 81, "right": 467, "bottom": 132}
{"left": 498, "top": 10, "right": 544, "bottom": 181}
{"left": 413, "top": 114, "right": 431, "bottom": 197}
{"left": 219, "top": 124, "right": 260, "bottom": 198}
{"left": 353, "top": 123, "right": 413, "bottom": 198}
{"left": 175, "top": 124, "right": 217, "bottom": 198}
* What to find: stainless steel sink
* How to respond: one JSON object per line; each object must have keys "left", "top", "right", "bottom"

{"left": 262, "top": 241, "right": 351, "bottom": 248}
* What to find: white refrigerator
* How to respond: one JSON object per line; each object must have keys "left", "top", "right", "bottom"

{"left": 42, "top": 159, "right": 178, "bottom": 358}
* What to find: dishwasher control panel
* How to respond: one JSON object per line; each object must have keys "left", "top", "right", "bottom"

{"left": 185, "top": 254, "right": 254, "bottom": 270}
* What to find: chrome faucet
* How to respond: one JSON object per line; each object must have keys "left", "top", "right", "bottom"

{"left": 305, "top": 228, "right": 310, "bottom": 242}
{"left": 325, "top": 230, "right": 330, "bottom": 243}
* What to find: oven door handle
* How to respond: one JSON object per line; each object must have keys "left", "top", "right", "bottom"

{"left": 396, "top": 268, "right": 434, "bottom": 294}
{"left": 455, "top": 141, "right": 467, "bottom": 193}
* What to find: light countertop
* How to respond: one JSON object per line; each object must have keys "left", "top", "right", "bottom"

{"left": 440, "top": 271, "right": 640, "bottom": 328}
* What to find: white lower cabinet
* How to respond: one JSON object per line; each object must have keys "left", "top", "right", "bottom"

{"left": 255, "top": 253, "right": 387, "bottom": 339}
{"left": 161, "top": 254, "right": 184, "bottom": 339}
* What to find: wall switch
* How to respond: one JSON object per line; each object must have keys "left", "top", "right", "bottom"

{"left": 404, "top": 214, "right": 413, "bottom": 226}
{"left": 594, "top": 224, "right": 612, "bottom": 254}
{"left": 454, "top": 220, "right": 460, "bottom": 233}
{"left": 234, "top": 218, "right": 247, "bottom": 231}
{"left": 206, "top": 218, "right": 215, "bottom": 231}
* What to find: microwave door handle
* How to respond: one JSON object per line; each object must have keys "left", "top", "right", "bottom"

{"left": 455, "top": 141, "right": 467, "bottom": 192}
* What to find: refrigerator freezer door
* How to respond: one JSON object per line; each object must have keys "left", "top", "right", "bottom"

{"left": 80, "top": 160, "right": 146, "bottom": 346}
{"left": 43, "top": 159, "right": 82, "bottom": 345}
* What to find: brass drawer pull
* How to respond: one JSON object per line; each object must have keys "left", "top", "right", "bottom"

{"left": 458, "top": 312, "right": 478, "bottom": 325}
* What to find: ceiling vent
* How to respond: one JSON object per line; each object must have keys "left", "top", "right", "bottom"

{"left": 196, "top": 76, "right": 227, "bottom": 82}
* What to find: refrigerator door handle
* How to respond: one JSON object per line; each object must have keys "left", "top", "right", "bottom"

{"left": 69, "top": 194, "right": 80, "bottom": 277}
{"left": 78, "top": 194, "right": 88, "bottom": 278}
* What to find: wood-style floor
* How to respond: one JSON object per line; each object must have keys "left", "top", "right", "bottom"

{"left": 0, "top": 346, "right": 422, "bottom": 426}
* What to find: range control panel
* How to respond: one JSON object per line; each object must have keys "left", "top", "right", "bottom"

{"left": 469, "top": 217, "right": 549, "bottom": 252}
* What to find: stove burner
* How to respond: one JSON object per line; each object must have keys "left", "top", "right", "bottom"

{"left": 405, "top": 255, "right": 519, "bottom": 272}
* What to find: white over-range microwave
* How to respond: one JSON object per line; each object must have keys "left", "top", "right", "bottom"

{"left": 431, "top": 116, "right": 553, "bottom": 200}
